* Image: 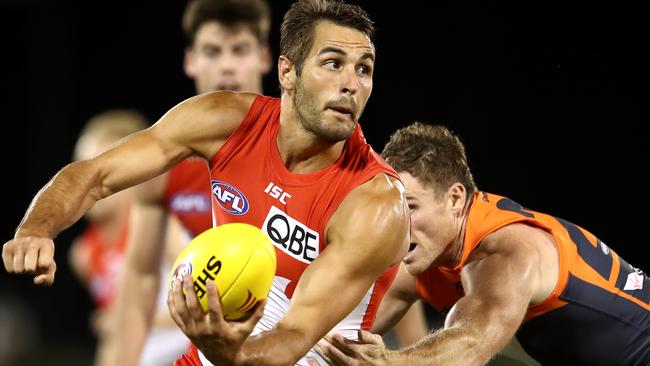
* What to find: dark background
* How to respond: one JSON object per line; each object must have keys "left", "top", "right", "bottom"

{"left": 0, "top": 1, "right": 643, "bottom": 365}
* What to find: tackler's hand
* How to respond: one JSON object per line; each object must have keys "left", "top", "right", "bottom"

{"left": 317, "top": 330, "right": 390, "bottom": 366}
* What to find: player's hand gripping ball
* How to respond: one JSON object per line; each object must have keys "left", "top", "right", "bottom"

{"left": 170, "top": 223, "right": 276, "bottom": 320}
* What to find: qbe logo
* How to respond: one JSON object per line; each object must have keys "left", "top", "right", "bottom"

{"left": 211, "top": 180, "right": 249, "bottom": 215}
{"left": 262, "top": 206, "right": 319, "bottom": 264}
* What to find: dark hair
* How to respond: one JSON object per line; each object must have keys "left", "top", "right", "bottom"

{"left": 280, "top": 0, "right": 374, "bottom": 75}
{"left": 182, "top": 0, "right": 271, "bottom": 45}
{"left": 382, "top": 122, "right": 478, "bottom": 201}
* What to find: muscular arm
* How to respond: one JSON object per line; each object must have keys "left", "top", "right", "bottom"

{"left": 16, "top": 123, "right": 186, "bottom": 241}
{"left": 232, "top": 174, "right": 410, "bottom": 366}
{"left": 17, "top": 92, "right": 250, "bottom": 238}
{"left": 371, "top": 262, "right": 420, "bottom": 336}
{"left": 3, "top": 92, "right": 256, "bottom": 284}
{"left": 389, "top": 224, "right": 542, "bottom": 366}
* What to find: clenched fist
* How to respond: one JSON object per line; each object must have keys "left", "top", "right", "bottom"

{"left": 2, "top": 236, "right": 57, "bottom": 285}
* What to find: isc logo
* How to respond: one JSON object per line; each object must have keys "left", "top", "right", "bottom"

{"left": 211, "top": 180, "right": 249, "bottom": 215}
{"left": 262, "top": 206, "right": 319, "bottom": 264}
{"left": 264, "top": 182, "right": 292, "bottom": 204}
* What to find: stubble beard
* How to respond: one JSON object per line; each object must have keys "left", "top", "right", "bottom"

{"left": 292, "top": 78, "right": 356, "bottom": 143}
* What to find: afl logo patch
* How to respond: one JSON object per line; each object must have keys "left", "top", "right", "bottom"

{"left": 211, "top": 180, "right": 250, "bottom": 215}
{"left": 171, "top": 262, "right": 193, "bottom": 284}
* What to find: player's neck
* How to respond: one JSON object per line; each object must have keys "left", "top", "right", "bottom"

{"left": 452, "top": 213, "right": 469, "bottom": 266}
{"left": 277, "top": 97, "right": 346, "bottom": 174}
{"left": 440, "top": 201, "right": 471, "bottom": 268}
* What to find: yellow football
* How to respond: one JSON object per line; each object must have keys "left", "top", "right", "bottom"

{"left": 169, "top": 223, "right": 276, "bottom": 320}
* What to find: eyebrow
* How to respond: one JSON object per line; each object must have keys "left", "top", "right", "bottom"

{"left": 318, "top": 46, "right": 375, "bottom": 62}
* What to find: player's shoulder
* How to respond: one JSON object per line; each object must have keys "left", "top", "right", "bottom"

{"left": 184, "top": 91, "right": 260, "bottom": 118}
{"left": 477, "top": 222, "right": 547, "bottom": 258}
{"left": 355, "top": 173, "right": 405, "bottom": 204}
{"left": 332, "top": 172, "right": 409, "bottom": 262}
{"left": 336, "top": 173, "right": 408, "bottom": 229}
{"left": 155, "top": 91, "right": 259, "bottom": 130}
{"left": 154, "top": 92, "right": 262, "bottom": 154}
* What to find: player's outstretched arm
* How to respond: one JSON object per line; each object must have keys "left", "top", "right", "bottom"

{"left": 320, "top": 224, "right": 541, "bottom": 366}
{"left": 371, "top": 262, "right": 421, "bottom": 337}
{"left": 2, "top": 91, "right": 255, "bottom": 286}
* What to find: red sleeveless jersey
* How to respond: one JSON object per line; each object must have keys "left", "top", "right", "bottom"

{"left": 163, "top": 158, "right": 213, "bottom": 237}
{"left": 77, "top": 221, "right": 129, "bottom": 308}
{"left": 416, "top": 192, "right": 649, "bottom": 365}
{"left": 176, "top": 95, "right": 401, "bottom": 366}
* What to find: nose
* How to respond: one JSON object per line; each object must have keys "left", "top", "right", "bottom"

{"left": 339, "top": 66, "right": 359, "bottom": 95}
{"left": 218, "top": 51, "right": 237, "bottom": 74}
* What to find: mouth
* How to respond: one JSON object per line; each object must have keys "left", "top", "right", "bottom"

{"left": 327, "top": 108, "right": 353, "bottom": 122}
{"left": 326, "top": 104, "right": 355, "bottom": 120}
{"left": 329, "top": 105, "right": 353, "bottom": 114}
{"left": 402, "top": 242, "right": 418, "bottom": 264}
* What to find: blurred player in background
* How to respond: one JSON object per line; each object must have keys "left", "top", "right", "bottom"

{"left": 68, "top": 109, "right": 149, "bottom": 366}
{"left": 108, "top": 0, "right": 273, "bottom": 365}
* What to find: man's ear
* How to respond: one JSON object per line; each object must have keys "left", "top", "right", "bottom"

{"left": 183, "top": 46, "right": 197, "bottom": 78}
{"left": 448, "top": 183, "right": 467, "bottom": 216}
{"left": 278, "top": 55, "right": 296, "bottom": 91}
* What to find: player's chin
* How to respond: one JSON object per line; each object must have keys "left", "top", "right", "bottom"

{"left": 323, "top": 118, "right": 355, "bottom": 141}
{"left": 402, "top": 250, "right": 427, "bottom": 276}
{"left": 403, "top": 261, "right": 427, "bottom": 276}
{"left": 333, "top": 114, "right": 356, "bottom": 129}
{"left": 329, "top": 115, "right": 357, "bottom": 131}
